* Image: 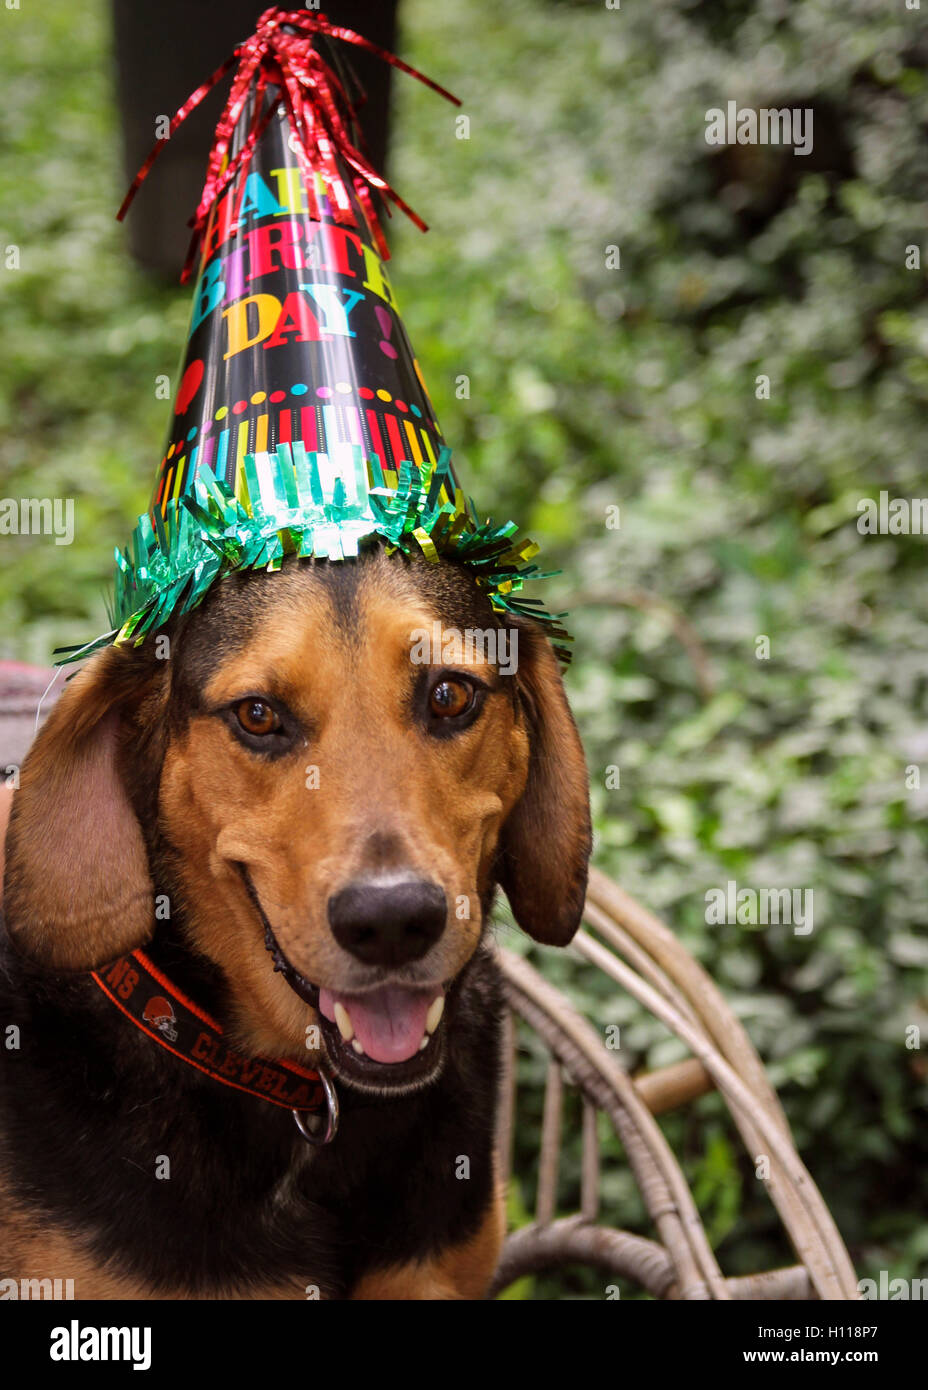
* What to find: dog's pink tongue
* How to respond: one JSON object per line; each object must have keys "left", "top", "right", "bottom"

{"left": 326, "top": 987, "right": 435, "bottom": 1064}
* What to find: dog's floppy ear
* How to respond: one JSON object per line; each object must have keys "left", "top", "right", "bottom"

{"left": 4, "top": 645, "right": 159, "bottom": 971}
{"left": 497, "top": 625, "right": 591, "bottom": 945}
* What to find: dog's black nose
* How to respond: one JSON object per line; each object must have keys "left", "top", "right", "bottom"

{"left": 328, "top": 878, "right": 447, "bottom": 967}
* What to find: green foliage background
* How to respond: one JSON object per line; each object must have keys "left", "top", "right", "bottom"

{"left": 1, "top": 0, "right": 926, "bottom": 1297}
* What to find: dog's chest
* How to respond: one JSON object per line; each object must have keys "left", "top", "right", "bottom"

{"left": 0, "top": 947, "right": 504, "bottom": 1299}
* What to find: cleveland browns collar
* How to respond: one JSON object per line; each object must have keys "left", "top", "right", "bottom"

{"left": 91, "top": 948, "right": 339, "bottom": 1145}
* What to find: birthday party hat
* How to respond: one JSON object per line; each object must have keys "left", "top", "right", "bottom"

{"left": 62, "top": 8, "right": 569, "bottom": 663}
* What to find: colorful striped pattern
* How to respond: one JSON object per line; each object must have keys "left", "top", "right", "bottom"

{"left": 154, "top": 404, "right": 441, "bottom": 516}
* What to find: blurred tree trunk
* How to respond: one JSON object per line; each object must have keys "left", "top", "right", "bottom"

{"left": 111, "top": 1, "right": 400, "bottom": 280}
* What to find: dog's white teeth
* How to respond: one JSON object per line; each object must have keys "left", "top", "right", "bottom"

{"left": 426, "top": 995, "right": 445, "bottom": 1036}
{"left": 334, "top": 1002, "right": 354, "bottom": 1042}
{"left": 418, "top": 1035, "right": 430, "bottom": 1052}
{"left": 351, "top": 1038, "right": 365, "bottom": 1056}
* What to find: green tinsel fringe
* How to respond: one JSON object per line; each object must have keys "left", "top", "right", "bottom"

{"left": 56, "top": 445, "right": 571, "bottom": 666}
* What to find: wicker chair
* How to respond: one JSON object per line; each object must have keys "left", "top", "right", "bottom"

{"left": 492, "top": 878, "right": 858, "bottom": 1300}
{"left": 0, "top": 662, "right": 858, "bottom": 1300}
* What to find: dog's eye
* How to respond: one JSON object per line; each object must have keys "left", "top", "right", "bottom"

{"left": 428, "top": 678, "right": 474, "bottom": 719}
{"left": 235, "top": 699, "right": 281, "bottom": 737}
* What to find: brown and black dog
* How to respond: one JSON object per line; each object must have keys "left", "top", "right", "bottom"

{"left": 0, "top": 544, "right": 590, "bottom": 1299}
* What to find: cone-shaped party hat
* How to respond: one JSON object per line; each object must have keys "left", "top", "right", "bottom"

{"left": 61, "top": 8, "right": 569, "bottom": 663}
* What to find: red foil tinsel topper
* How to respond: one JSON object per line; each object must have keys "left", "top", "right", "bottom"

{"left": 117, "top": 5, "right": 460, "bottom": 280}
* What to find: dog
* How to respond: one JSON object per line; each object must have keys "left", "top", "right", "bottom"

{"left": 0, "top": 544, "right": 590, "bottom": 1299}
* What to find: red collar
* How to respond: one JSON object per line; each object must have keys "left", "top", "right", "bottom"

{"left": 92, "top": 949, "right": 330, "bottom": 1119}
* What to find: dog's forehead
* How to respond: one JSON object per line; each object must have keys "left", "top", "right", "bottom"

{"left": 175, "top": 549, "right": 501, "bottom": 702}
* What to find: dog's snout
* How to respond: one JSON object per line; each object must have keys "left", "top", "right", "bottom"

{"left": 328, "top": 878, "right": 447, "bottom": 967}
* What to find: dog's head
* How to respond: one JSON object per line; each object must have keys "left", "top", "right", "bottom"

{"left": 4, "top": 547, "right": 590, "bottom": 1093}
